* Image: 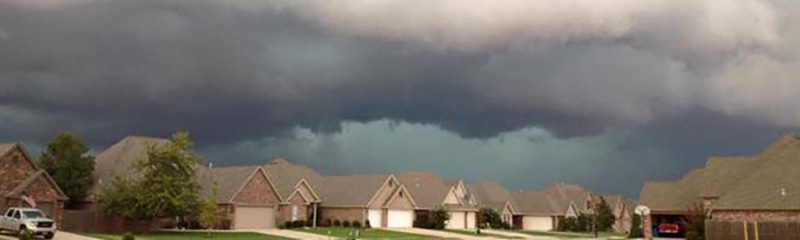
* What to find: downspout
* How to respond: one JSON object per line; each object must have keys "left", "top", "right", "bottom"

{"left": 313, "top": 203, "right": 318, "bottom": 228}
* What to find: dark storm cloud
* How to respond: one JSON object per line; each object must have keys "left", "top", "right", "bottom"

{"left": 1, "top": 0, "right": 800, "bottom": 197}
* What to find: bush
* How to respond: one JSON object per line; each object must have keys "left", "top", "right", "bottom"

{"left": 284, "top": 221, "right": 294, "bottom": 229}
{"left": 18, "top": 230, "right": 34, "bottom": 240}
{"left": 342, "top": 220, "right": 352, "bottom": 228}
{"left": 122, "top": 232, "right": 135, "bottom": 240}
{"left": 333, "top": 219, "right": 342, "bottom": 227}
{"left": 296, "top": 220, "right": 307, "bottom": 228}
{"left": 364, "top": 220, "right": 372, "bottom": 228}
{"left": 430, "top": 207, "right": 450, "bottom": 230}
{"left": 352, "top": 220, "right": 362, "bottom": 228}
{"left": 323, "top": 219, "right": 332, "bottom": 227}
{"left": 628, "top": 214, "right": 643, "bottom": 238}
{"left": 306, "top": 219, "right": 314, "bottom": 227}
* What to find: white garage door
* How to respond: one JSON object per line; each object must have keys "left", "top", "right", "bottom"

{"left": 523, "top": 216, "right": 553, "bottom": 231}
{"left": 368, "top": 209, "right": 383, "bottom": 228}
{"left": 447, "top": 211, "right": 466, "bottom": 229}
{"left": 466, "top": 212, "right": 476, "bottom": 229}
{"left": 234, "top": 206, "right": 275, "bottom": 229}
{"left": 387, "top": 210, "right": 413, "bottom": 228}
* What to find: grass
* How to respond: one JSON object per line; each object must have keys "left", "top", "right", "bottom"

{"left": 441, "top": 229, "right": 522, "bottom": 239}
{"left": 516, "top": 230, "right": 626, "bottom": 239}
{"left": 296, "top": 227, "right": 437, "bottom": 239}
{"left": 83, "top": 231, "right": 294, "bottom": 240}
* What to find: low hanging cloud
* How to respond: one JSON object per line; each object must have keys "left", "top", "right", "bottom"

{"left": 0, "top": 0, "right": 798, "bottom": 147}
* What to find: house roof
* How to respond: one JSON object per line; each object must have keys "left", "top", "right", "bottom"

{"left": 0, "top": 143, "right": 17, "bottom": 156}
{"left": 544, "top": 183, "right": 593, "bottom": 214}
{"left": 264, "top": 157, "right": 323, "bottom": 202}
{"left": 92, "top": 136, "right": 169, "bottom": 195}
{"left": 207, "top": 165, "right": 266, "bottom": 203}
{"left": 511, "top": 190, "right": 558, "bottom": 216}
{"left": 318, "top": 174, "right": 389, "bottom": 207}
{"left": 639, "top": 132, "right": 800, "bottom": 212}
{"left": 713, "top": 145, "right": 800, "bottom": 210}
{"left": 467, "top": 181, "right": 514, "bottom": 213}
{"left": 397, "top": 172, "right": 454, "bottom": 209}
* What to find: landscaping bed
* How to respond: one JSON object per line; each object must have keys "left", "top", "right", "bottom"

{"left": 84, "top": 231, "right": 294, "bottom": 240}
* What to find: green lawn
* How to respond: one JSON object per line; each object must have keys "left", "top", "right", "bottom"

{"left": 516, "top": 230, "right": 626, "bottom": 239}
{"left": 442, "top": 229, "right": 522, "bottom": 239}
{"left": 296, "top": 228, "right": 437, "bottom": 239}
{"left": 84, "top": 231, "right": 294, "bottom": 240}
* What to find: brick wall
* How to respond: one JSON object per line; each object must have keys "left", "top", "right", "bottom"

{"left": 0, "top": 147, "right": 65, "bottom": 227}
{"left": 319, "top": 207, "right": 366, "bottom": 223}
{"left": 232, "top": 171, "right": 279, "bottom": 206}
{"left": 277, "top": 194, "right": 310, "bottom": 224}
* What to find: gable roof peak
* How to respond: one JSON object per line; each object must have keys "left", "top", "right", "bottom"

{"left": 268, "top": 156, "right": 289, "bottom": 165}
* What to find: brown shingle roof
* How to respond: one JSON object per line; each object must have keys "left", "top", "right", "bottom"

{"left": 264, "top": 157, "right": 323, "bottom": 201}
{"left": 544, "top": 183, "right": 593, "bottom": 214}
{"left": 397, "top": 172, "right": 452, "bottom": 209}
{"left": 318, "top": 174, "right": 389, "bottom": 207}
{"left": 713, "top": 146, "right": 800, "bottom": 210}
{"left": 0, "top": 142, "right": 17, "bottom": 156}
{"left": 467, "top": 181, "right": 514, "bottom": 213}
{"left": 92, "top": 136, "right": 169, "bottom": 195}
{"left": 207, "top": 165, "right": 263, "bottom": 203}
{"left": 511, "top": 190, "right": 559, "bottom": 216}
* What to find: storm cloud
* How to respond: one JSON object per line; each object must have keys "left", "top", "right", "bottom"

{"left": 1, "top": 0, "right": 799, "bottom": 196}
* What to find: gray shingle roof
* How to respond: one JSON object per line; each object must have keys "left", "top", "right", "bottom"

{"left": 207, "top": 165, "right": 263, "bottom": 203}
{"left": 318, "top": 174, "right": 389, "bottom": 207}
{"left": 713, "top": 146, "right": 800, "bottom": 210}
{"left": 544, "top": 183, "right": 593, "bottom": 214}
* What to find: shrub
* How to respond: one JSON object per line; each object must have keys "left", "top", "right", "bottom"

{"left": 296, "top": 220, "right": 307, "bottom": 228}
{"left": 333, "top": 219, "right": 342, "bottom": 227}
{"left": 430, "top": 207, "right": 450, "bottom": 230}
{"left": 18, "top": 230, "right": 33, "bottom": 240}
{"left": 342, "top": 220, "right": 352, "bottom": 228}
{"left": 628, "top": 214, "right": 643, "bottom": 238}
{"left": 323, "top": 219, "right": 332, "bottom": 227}
{"left": 352, "top": 220, "right": 362, "bottom": 228}
{"left": 284, "top": 221, "right": 294, "bottom": 229}
{"left": 122, "top": 232, "right": 135, "bottom": 240}
{"left": 364, "top": 220, "right": 372, "bottom": 228}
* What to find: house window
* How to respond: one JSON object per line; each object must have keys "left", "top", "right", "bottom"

{"left": 389, "top": 181, "right": 394, "bottom": 187}
{"left": 399, "top": 191, "right": 404, "bottom": 198}
{"left": 586, "top": 201, "right": 591, "bottom": 210}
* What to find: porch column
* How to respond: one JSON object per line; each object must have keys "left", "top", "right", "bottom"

{"left": 312, "top": 203, "right": 318, "bottom": 228}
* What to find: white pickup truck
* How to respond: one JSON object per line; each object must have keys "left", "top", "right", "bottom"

{"left": 0, "top": 207, "right": 57, "bottom": 239}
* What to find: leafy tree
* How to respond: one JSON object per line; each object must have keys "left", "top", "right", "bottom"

{"left": 685, "top": 204, "right": 706, "bottom": 240}
{"left": 98, "top": 132, "right": 201, "bottom": 220}
{"left": 478, "top": 207, "right": 504, "bottom": 229}
{"left": 596, "top": 197, "right": 616, "bottom": 232}
{"left": 628, "top": 214, "right": 643, "bottom": 238}
{"left": 430, "top": 207, "right": 450, "bottom": 230}
{"left": 39, "top": 132, "right": 95, "bottom": 205}
{"left": 199, "top": 182, "right": 223, "bottom": 230}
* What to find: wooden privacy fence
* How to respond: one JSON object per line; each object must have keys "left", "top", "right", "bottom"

{"left": 62, "top": 210, "right": 167, "bottom": 233}
{"left": 707, "top": 221, "right": 800, "bottom": 240}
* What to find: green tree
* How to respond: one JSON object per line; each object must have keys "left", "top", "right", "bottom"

{"left": 628, "top": 214, "right": 643, "bottom": 238}
{"left": 478, "top": 207, "right": 505, "bottom": 229}
{"left": 98, "top": 132, "right": 201, "bottom": 220}
{"left": 430, "top": 207, "right": 451, "bottom": 230}
{"left": 199, "top": 182, "right": 223, "bottom": 230}
{"left": 39, "top": 132, "right": 95, "bottom": 205}
{"left": 595, "top": 197, "right": 616, "bottom": 232}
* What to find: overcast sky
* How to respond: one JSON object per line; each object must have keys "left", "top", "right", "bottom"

{"left": 1, "top": 0, "right": 799, "bottom": 197}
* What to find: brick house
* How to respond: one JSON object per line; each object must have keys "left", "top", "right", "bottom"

{"left": 602, "top": 194, "right": 633, "bottom": 233}
{"left": 203, "top": 165, "right": 282, "bottom": 229}
{"left": 398, "top": 172, "right": 479, "bottom": 229}
{"left": 263, "top": 157, "right": 324, "bottom": 227}
{"left": 317, "top": 174, "right": 417, "bottom": 228}
{"left": 510, "top": 189, "right": 559, "bottom": 231}
{"left": 465, "top": 181, "right": 517, "bottom": 227}
{"left": 639, "top": 132, "right": 800, "bottom": 239}
{"left": 0, "top": 143, "right": 68, "bottom": 227}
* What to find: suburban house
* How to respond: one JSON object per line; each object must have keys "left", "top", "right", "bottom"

{"left": 465, "top": 181, "right": 517, "bottom": 227}
{"left": 315, "top": 174, "right": 417, "bottom": 228}
{"left": 510, "top": 189, "right": 559, "bottom": 231}
{"left": 0, "top": 143, "right": 68, "bottom": 227}
{"left": 639, "top": 132, "right": 800, "bottom": 239}
{"left": 602, "top": 194, "right": 632, "bottom": 233}
{"left": 398, "top": 172, "right": 479, "bottom": 229}
{"left": 263, "top": 157, "right": 323, "bottom": 227}
{"left": 203, "top": 165, "right": 283, "bottom": 229}
{"left": 544, "top": 183, "right": 595, "bottom": 217}
{"left": 90, "top": 136, "right": 169, "bottom": 203}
